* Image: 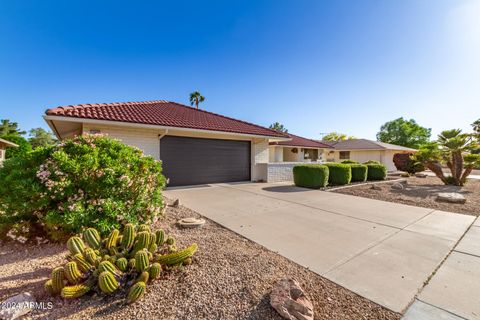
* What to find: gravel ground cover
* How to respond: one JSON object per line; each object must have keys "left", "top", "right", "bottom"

{"left": 0, "top": 199, "right": 400, "bottom": 320}
{"left": 333, "top": 176, "right": 480, "bottom": 216}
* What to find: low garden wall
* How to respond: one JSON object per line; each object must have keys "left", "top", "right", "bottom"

{"left": 267, "top": 162, "right": 321, "bottom": 182}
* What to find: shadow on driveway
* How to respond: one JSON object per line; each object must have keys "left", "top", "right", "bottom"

{"left": 262, "top": 185, "right": 307, "bottom": 193}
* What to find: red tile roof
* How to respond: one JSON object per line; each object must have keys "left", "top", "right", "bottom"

{"left": 45, "top": 100, "right": 287, "bottom": 138}
{"left": 270, "top": 133, "right": 333, "bottom": 148}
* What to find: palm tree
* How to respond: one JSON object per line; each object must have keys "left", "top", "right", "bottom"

{"left": 189, "top": 91, "right": 205, "bottom": 110}
{"left": 414, "top": 129, "right": 479, "bottom": 186}
{"left": 437, "top": 129, "right": 476, "bottom": 185}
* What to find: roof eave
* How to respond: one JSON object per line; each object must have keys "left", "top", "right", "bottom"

{"left": 0, "top": 138, "right": 19, "bottom": 148}
{"left": 270, "top": 143, "right": 333, "bottom": 149}
{"left": 43, "top": 115, "right": 291, "bottom": 141}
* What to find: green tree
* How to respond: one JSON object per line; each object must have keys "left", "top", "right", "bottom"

{"left": 0, "top": 119, "right": 26, "bottom": 136}
{"left": 322, "top": 132, "right": 355, "bottom": 141}
{"left": 414, "top": 130, "right": 479, "bottom": 186}
{"left": 28, "top": 128, "right": 57, "bottom": 148}
{"left": 189, "top": 91, "right": 205, "bottom": 109}
{"left": 376, "top": 118, "right": 431, "bottom": 149}
{"left": 0, "top": 134, "right": 32, "bottom": 159}
{"left": 269, "top": 122, "right": 288, "bottom": 133}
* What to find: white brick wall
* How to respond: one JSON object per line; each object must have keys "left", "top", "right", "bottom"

{"left": 253, "top": 139, "right": 269, "bottom": 163}
{"left": 267, "top": 162, "right": 299, "bottom": 182}
{"left": 83, "top": 125, "right": 161, "bottom": 160}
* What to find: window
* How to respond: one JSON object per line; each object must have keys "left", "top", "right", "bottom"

{"left": 339, "top": 151, "right": 350, "bottom": 160}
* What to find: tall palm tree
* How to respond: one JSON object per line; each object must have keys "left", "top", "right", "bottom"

{"left": 189, "top": 91, "right": 205, "bottom": 110}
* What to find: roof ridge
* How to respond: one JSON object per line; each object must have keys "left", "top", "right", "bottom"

{"left": 48, "top": 100, "right": 169, "bottom": 112}
{"left": 287, "top": 133, "right": 332, "bottom": 148}
{"left": 166, "top": 101, "right": 290, "bottom": 138}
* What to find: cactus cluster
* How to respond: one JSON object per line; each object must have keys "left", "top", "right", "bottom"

{"left": 44, "top": 223, "right": 198, "bottom": 304}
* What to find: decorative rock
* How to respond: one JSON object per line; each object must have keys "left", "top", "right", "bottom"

{"left": 171, "top": 199, "right": 180, "bottom": 208}
{"left": 391, "top": 182, "right": 404, "bottom": 190}
{"left": 370, "top": 184, "right": 382, "bottom": 190}
{"left": 415, "top": 173, "right": 427, "bottom": 178}
{"left": 0, "top": 292, "right": 36, "bottom": 320}
{"left": 270, "top": 278, "right": 314, "bottom": 320}
{"left": 436, "top": 193, "right": 466, "bottom": 204}
{"left": 178, "top": 217, "right": 206, "bottom": 228}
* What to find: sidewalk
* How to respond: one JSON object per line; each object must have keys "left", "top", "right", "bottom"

{"left": 403, "top": 217, "right": 480, "bottom": 319}
{"left": 423, "top": 171, "right": 480, "bottom": 180}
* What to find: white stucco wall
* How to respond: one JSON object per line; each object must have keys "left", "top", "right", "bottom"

{"left": 283, "top": 147, "right": 303, "bottom": 162}
{"left": 268, "top": 146, "right": 284, "bottom": 162}
{"left": 328, "top": 149, "right": 405, "bottom": 171}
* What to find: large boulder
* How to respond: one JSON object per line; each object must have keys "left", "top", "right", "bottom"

{"left": 270, "top": 278, "right": 314, "bottom": 320}
{"left": 391, "top": 182, "right": 404, "bottom": 190}
{"left": 436, "top": 193, "right": 466, "bottom": 204}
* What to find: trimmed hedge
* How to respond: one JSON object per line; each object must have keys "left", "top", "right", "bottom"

{"left": 341, "top": 160, "right": 358, "bottom": 164}
{"left": 349, "top": 164, "right": 368, "bottom": 182}
{"left": 324, "top": 163, "right": 352, "bottom": 185}
{"left": 366, "top": 163, "right": 387, "bottom": 180}
{"left": 364, "top": 160, "right": 381, "bottom": 165}
{"left": 293, "top": 165, "right": 329, "bottom": 189}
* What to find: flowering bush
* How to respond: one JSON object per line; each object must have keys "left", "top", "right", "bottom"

{"left": 0, "top": 134, "right": 165, "bottom": 240}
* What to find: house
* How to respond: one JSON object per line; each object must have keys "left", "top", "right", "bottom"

{"left": 320, "top": 139, "right": 417, "bottom": 171}
{"left": 267, "top": 134, "right": 333, "bottom": 181}
{"left": 44, "top": 100, "right": 292, "bottom": 186}
{"left": 0, "top": 137, "right": 18, "bottom": 166}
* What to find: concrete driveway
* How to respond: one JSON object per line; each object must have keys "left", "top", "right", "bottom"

{"left": 164, "top": 182, "right": 475, "bottom": 314}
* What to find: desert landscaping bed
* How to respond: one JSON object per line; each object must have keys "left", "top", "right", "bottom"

{"left": 0, "top": 199, "right": 399, "bottom": 320}
{"left": 332, "top": 176, "right": 480, "bottom": 216}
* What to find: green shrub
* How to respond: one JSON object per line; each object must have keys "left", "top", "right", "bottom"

{"left": 364, "top": 160, "right": 381, "bottom": 165}
{"left": 324, "top": 163, "right": 352, "bottom": 185}
{"left": 366, "top": 163, "right": 387, "bottom": 180}
{"left": 393, "top": 153, "right": 424, "bottom": 174}
{"left": 293, "top": 165, "right": 329, "bottom": 189}
{"left": 341, "top": 160, "right": 358, "bottom": 164}
{"left": 349, "top": 164, "right": 368, "bottom": 182}
{"left": 0, "top": 134, "right": 166, "bottom": 240}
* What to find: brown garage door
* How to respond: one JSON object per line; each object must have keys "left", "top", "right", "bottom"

{"left": 160, "top": 136, "right": 251, "bottom": 186}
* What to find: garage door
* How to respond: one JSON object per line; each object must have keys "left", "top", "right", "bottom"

{"left": 160, "top": 136, "right": 251, "bottom": 186}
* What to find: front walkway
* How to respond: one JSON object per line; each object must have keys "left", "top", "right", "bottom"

{"left": 164, "top": 182, "right": 475, "bottom": 314}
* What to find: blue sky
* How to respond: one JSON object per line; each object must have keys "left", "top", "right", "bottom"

{"left": 0, "top": 0, "right": 478, "bottom": 139}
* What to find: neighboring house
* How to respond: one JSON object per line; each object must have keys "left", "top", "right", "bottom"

{"left": 319, "top": 139, "right": 417, "bottom": 171}
{"left": 44, "top": 100, "right": 291, "bottom": 186}
{"left": 0, "top": 138, "right": 18, "bottom": 166}
{"left": 269, "top": 133, "right": 332, "bottom": 163}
